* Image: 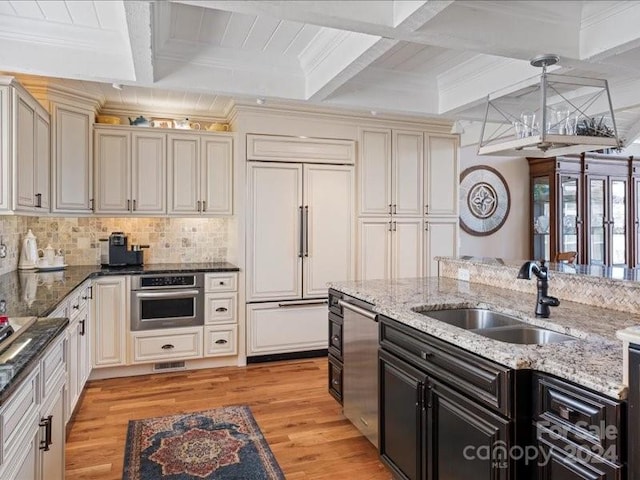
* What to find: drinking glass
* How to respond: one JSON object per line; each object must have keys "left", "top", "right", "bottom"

{"left": 521, "top": 111, "right": 536, "bottom": 137}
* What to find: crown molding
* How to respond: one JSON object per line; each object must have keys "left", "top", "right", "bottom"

{"left": 18, "top": 78, "right": 103, "bottom": 113}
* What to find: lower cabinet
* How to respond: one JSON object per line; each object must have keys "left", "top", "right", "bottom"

{"left": 131, "top": 327, "right": 203, "bottom": 363}
{"left": 379, "top": 350, "right": 425, "bottom": 480}
{"left": 0, "top": 334, "right": 66, "bottom": 480}
{"left": 247, "top": 300, "right": 328, "bottom": 356}
{"left": 378, "top": 316, "right": 520, "bottom": 480}
{"left": 92, "top": 276, "right": 128, "bottom": 367}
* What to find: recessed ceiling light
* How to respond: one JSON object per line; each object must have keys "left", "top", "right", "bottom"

{"left": 112, "top": 83, "right": 123, "bottom": 90}
{"left": 256, "top": 98, "right": 266, "bottom": 105}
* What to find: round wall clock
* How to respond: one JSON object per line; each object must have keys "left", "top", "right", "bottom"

{"left": 459, "top": 165, "right": 510, "bottom": 236}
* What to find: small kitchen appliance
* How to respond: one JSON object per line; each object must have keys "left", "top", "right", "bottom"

{"left": 100, "top": 232, "right": 148, "bottom": 267}
{"left": 18, "top": 229, "right": 38, "bottom": 270}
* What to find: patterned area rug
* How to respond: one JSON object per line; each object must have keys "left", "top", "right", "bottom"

{"left": 122, "top": 406, "right": 285, "bottom": 480}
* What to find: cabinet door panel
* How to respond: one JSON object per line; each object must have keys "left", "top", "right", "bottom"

{"left": 246, "top": 301, "right": 327, "bottom": 355}
{"left": 92, "top": 277, "right": 127, "bottom": 367}
{"left": 392, "top": 219, "right": 423, "bottom": 280}
{"left": 5, "top": 433, "right": 37, "bottom": 480}
{"left": 54, "top": 105, "right": 92, "bottom": 212}
{"left": 609, "top": 178, "right": 627, "bottom": 266}
{"left": 132, "top": 132, "right": 166, "bottom": 214}
{"left": 41, "top": 385, "right": 65, "bottom": 480}
{"left": 34, "top": 113, "right": 50, "bottom": 210}
{"left": 379, "top": 350, "right": 425, "bottom": 480}
{"left": 95, "top": 131, "right": 130, "bottom": 213}
{"left": 424, "top": 219, "right": 458, "bottom": 277}
{"left": 357, "top": 218, "right": 391, "bottom": 281}
{"left": 66, "top": 320, "right": 80, "bottom": 421}
{"left": 303, "top": 164, "right": 355, "bottom": 297}
{"left": 359, "top": 128, "right": 392, "bottom": 215}
{"left": 16, "top": 96, "right": 35, "bottom": 208}
{"left": 393, "top": 130, "right": 423, "bottom": 216}
{"left": 425, "top": 135, "right": 458, "bottom": 216}
{"left": 247, "top": 163, "right": 302, "bottom": 301}
{"left": 168, "top": 134, "right": 200, "bottom": 214}
{"left": 587, "top": 177, "right": 607, "bottom": 265}
{"left": 201, "top": 137, "right": 233, "bottom": 215}
{"left": 429, "top": 380, "right": 511, "bottom": 480}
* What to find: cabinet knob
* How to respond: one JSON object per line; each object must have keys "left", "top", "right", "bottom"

{"left": 161, "top": 344, "right": 175, "bottom": 350}
{"left": 214, "top": 339, "right": 228, "bottom": 345}
{"left": 215, "top": 307, "right": 228, "bottom": 312}
{"left": 331, "top": 334, "right": 340, "bottom": 343}
{"left": 73, "top": 304, "right": 79, "bottom": 310}
{"left": 332, "top": 379, "right": 340, "bottom": 386}
{"left": 219, "top": 281, "right": 225, "bottom": 285}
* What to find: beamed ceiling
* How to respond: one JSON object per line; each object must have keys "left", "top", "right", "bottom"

{"left": 2, "top": 1, "right": 640, "bottom": 142}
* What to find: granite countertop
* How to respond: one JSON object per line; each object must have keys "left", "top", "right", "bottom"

{"left": 1, "top": 262, "right": 240, "bottom": 318}
{"left": 0, "top": 317, "right": 68, "bottom": 404}
{"left": 329, "top": 276, "right": 639, "bottom": 400}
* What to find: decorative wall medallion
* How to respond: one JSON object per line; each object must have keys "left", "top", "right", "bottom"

{"left": 459, "top": 166, "right": 510, "bottom": 236}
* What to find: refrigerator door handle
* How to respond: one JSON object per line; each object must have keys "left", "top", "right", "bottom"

{"left": 298, "top": 206, "right": 304, "bottom": 258}
{"left": 304, "top": 205, "right": 309, "bottom": 257}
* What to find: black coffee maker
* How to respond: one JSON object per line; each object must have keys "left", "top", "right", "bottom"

{"left": 100, "top": 232, "right": 148, "bottom": 267}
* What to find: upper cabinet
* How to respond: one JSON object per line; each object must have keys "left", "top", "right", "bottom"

{"left": 51, "top": 103, "right": 94, "bottom": 213}
{"left": 0, "top": 78, "right": 51, "bottom": 213}
{"left": 358, "top": 128, "right": 458, "bottom": 218}
{"left": 168, "top": 134, "right": 233, "bottom": 216}
{"left": 94, "top": 128, "right": 166, "bottom": 215}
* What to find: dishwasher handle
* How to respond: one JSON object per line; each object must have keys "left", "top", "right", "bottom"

{"left": 338, "top": 299, "right": 378, "bottom": 321}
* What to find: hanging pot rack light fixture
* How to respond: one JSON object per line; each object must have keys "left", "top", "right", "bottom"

{"left": 477, "top": 54, "right": 622, "bottom": 158}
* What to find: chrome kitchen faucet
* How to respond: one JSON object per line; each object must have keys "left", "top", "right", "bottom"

{"left": 517, "top": 260, "right": 560, "bottom": 318}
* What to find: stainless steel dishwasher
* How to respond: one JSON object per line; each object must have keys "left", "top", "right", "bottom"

{"left": 339, "top": 297, "right": 378, "bottom": 447}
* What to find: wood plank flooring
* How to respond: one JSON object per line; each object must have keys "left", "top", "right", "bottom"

{"left": 65, "top": 358, "right": 391, "bottom": 479}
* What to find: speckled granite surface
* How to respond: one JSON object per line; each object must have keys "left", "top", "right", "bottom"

{"left": 438, "top": 256, "right": 640, "bottom": 314}
{"left": 329, "top": 276, "right": 637, "bottom": 400}
{"left": 1, "top": 262, "right": 239, "bottom": 318}
{"left": 0, "top": 317, "right": 68, "bottom": 405}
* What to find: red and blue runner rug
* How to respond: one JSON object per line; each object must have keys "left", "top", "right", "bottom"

{"left": 122, "top": 405, "right": 285, "bottom": 479}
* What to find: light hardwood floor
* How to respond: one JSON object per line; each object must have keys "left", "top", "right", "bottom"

{"left": 65, "top": 358, "right": 390, "bottom": 479}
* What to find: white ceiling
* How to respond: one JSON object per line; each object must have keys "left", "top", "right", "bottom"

{"left": 3, "top": 1, "right": 640, "bottom": 141}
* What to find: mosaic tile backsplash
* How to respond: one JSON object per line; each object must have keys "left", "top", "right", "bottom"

{"left": 0, "top": 216, "right": 232, "bottom": 272}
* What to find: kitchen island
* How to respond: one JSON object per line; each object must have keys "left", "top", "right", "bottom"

{"left": 329, "top": 270, "right": 635, "bottom": 480}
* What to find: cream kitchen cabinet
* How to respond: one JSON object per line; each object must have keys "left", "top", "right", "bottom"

{"left": 424, "top": 218, "right": 459, "bottom": 277}
{"left": 358, "top": 128, "right": 423, "bottom": 217}
{"left": 204, "top": 272, "right": 239, "bottom": 357}
{"left": 357, "top": 217, "right": 423, "bottom": 281}
{"left": 94, "top": 128, "right": 166, "bottom": 214}
{"left": 168, "top": 134, "right": 233, "bottom": 215}
{"left": 16, "top": 94, "right": 50, "bottom": 211}
{"left": 0, "top": 334, "right": 66, "bottom": 480}
{"left": 0, "top": 77, "right": 51, "bottom": 213}
{"left": 92, "top": 276, "right": 128, "bottom": 368}
{"left": 424, "top": 135, "right": 459, "bottom": 216}
{"left": 51, "top": 102, "right": 94, "bottom": 213}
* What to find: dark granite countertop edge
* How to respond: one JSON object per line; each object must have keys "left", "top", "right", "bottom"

{"left": 0, "top": 317, "right": 68, "bottom": 405}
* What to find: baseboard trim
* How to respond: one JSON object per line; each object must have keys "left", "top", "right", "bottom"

{"left": 247, "top": 349, "right": 328, "bottom": 364}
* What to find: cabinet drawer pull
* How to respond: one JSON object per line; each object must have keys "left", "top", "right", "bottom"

{"left": 39, "top": 415, "right": 53, "bottom": 451}
{"left": 219, "top": 281, "right": 225, "bottom": 285}
{"left": 332, "top": 378, "right": 340, "bottom": 386}
{"left": 161, "top": 344, "right": 175, "bottom": 350}
{"left": 72, "top": 304, "right": 79, "bottom": 310}
{"left": 214, "top": 339, "right": 228, "bottom": 345}
{"left": 215, "top": 307, "right": 228, "bottom": 312}
{"left": 331, "top": 334, "right": 340, "bottom": 343}
{"left": 421, "top": 350, "right": 434, "bottom": 360}
{"left": 557, "top": 405, "right": 575, "bottom": 420}
{"left": 80, "top": 319, "right": 86, "bottom": 336}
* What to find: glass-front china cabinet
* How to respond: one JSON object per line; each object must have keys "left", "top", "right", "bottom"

{"left": 528, "top": 153, "right": 639, "bottom": 267}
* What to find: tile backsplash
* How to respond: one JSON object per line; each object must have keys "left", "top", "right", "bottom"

{"left": 0, "top": 216, "right": 233, "bottom": 272}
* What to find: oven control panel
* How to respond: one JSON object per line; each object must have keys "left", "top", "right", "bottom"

{"left": 136, "top": 274, "right": 202, "bottom": 289}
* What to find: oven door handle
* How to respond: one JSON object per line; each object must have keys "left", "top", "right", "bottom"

{"left": 134, "top": 290, "right": 200, "bottom": 299}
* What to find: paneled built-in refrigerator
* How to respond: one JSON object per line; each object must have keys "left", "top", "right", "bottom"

{"left": 246, "top": 161, "right": 355, "bottom": 358}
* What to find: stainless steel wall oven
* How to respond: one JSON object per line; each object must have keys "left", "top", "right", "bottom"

{"left": 131, "top": 274, "right": 204, "bottom": 331}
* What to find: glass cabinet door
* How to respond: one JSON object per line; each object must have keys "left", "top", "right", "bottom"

{"left": 559, "top": 175, "right": 579, "bottom": 257}
{"left": 588, "top": 178, "right": 606, "bottom": 265}
{"left": 610, "top": 178, "right": 627, "bottom": 266}
{"left": 635, "top": 179, "right": 640, "bottom": 267}
{"left": 532, "top": 176, "right": 550, "bottom": 261}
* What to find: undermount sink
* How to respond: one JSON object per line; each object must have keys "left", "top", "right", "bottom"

{"left": 423, "top": 308, "right": 522, "bottom": 330}
{"left": 472, "top": 326, "right": 575, "bottom": 345}
{"left": 416, "top": 307, "right": 576, "bottom": 345}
